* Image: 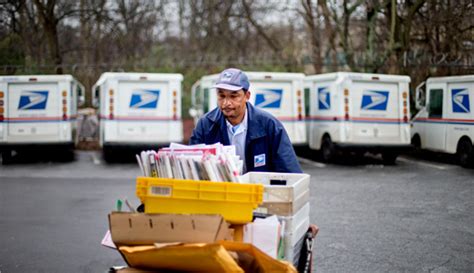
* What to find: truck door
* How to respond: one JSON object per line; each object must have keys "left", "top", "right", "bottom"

{"left": 424, "top": 87, "right": 446, "bottom": 150}
{"left": 7, "top": 82, "right": 60, "bottom": 141}
{"left": 444, "top": 81, "right": 473, "bottom": 153}
{"left": 350, "top": 81, "right": 400, "bottom": 143}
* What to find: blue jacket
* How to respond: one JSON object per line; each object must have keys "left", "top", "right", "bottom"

{"left": 190, "top": 102, "right": 302, "bottom": 173}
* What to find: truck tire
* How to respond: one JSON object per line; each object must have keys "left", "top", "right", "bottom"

{"left": 62, "top": 148, "right": 75, "bottom": 162}
{"left": 321, "top": 136, "right": 336, "bottom": 163}
{"left": 103, "top": 147, "right": 115, "bottom": 163}
{"left": 411, "top": 134, "right": 421, "bottom": 151}
{"left": 382, "top": 152, "right": 398, "bottom": 165}
{"left": 1, "top": 150, "right": 13, "bottom": 165}
{"left": 55, "top": 145, "right": 75, "bottom": 162}
{"left": 457, "top": 139, "right": 474, "bottom": 168}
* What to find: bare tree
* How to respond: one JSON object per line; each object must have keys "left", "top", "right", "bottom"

{"left": 301, "top": 0, "right": 322, "bottom": 73}
{"left": 384, "top": 0, "right": 426, "bottom": 74}
{"left": 329, "top": 0, "right": 365, "bottom": 71}
{"left": 1, "top": 0, "right": 472, "bottom": 95}
{"left": 318, "top": 0, "right": 338, "bottom": 71}
{"left": 33, "top": 0, "right": 79, "bottom": 73}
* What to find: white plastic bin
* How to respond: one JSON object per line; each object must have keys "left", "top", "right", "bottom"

{"left": 278, "top": 202, "right": 310, "bottom": 236}
{"left": 242, "top": 172, "right": 310, "bottom": 216}
{"left": 278, "top": 202, "right": 310, "bottom": 263}
{"left": 288, "top": 232, "right": 305, "bottom": 266}
{"left": 282, "top": 220, "right": 309, "bottom": 263}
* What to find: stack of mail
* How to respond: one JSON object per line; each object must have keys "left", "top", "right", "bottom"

{"left": 136, "top": 143, "right": 244, "bottom": 183}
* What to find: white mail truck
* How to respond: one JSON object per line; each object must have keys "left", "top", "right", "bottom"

{"left": 411, "top": 75, "right": 474, "bottom": 167}
{"left": 92, "top": 72, "right": 183, "bottom": 161}
{"left": 189, "top": 72, "right": 307, "bottom": 145}
{"left": 0, "top": 75, "right": 85, "bottom": 163}
{"left": 304, "top": 72, "right": 411, "bottom": 164}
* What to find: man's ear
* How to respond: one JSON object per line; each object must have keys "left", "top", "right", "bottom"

{"left": 245, "top": 91, "right": 251, "bottom": 100}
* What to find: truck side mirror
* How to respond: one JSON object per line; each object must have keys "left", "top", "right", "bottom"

{"left": 92, "top": 87, "right": 99, "bottom": 108}
{"left": 189, "top": 108, "right": 197, "bottom": 118}
{"left": 415, "top": 82, "right": 426, "bottom": 110}
{"left": 78, "top": 84, "right": 86, "bottom": 107}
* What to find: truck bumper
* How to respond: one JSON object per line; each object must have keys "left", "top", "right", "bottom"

{"left": 0, "top": 142, "right": 74, "bottom": 152}
{"left": 334, "top": 143, "right": 413, "bottom": 154}
{"left": 103, "top": 142, "right": 174, "bottom": 150}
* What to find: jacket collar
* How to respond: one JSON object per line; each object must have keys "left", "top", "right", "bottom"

{"left": 245, "top": 102, "right": 267, "bottom": 140}
{"left": 205, "top": 106, "right": 229, "bottom": 144}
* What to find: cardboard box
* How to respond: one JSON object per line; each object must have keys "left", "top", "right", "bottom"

{"left": 118, "top": 243, "right": 243, "bottom": 272}
{"left": 111, "top": 266, "right": 161, "bottom": 273}
{"left": 107, "top": 213, "right": 297, "bottom": 272}
{"left": 109, "top": 212, "right": 232, "bottom": 245}
{"left": 108, "top": 213, "right": 240, "bottom": 271}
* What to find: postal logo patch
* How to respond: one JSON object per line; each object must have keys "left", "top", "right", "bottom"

{"left": 254, "top": 154, "right": 266, "bottom": 168}
{"left": 222, "top": 71, "right": 233, "bottom": 80}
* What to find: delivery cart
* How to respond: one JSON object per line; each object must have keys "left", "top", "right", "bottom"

{"left": 132, "top": 172, "right": 317, "bottom": 272}
{"left": 108, "top": 171, "right": 317, "bottom": 272}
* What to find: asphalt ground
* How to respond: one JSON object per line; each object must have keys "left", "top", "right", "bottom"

{"left": 0, "top": 150, "right": 473, "bottom": 273}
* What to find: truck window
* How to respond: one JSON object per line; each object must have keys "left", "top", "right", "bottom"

{"left": 428, "top": 89, "right": 443, "bottom": 118}
{"left": 195, "top": 85, "right": 202, "bottom": 106}
{"left": 76, "top": 84, "right": 85, "bottom": 107}
{"left": 304, "top": 88, "right": 310, "bottom": 117}
{"left": 203, "top": 88, "right": 209, "bottom": 113}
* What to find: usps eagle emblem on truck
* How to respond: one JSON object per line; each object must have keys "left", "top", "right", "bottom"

{"left": 318, "top": 86, "right": 330, "bottom": 110}
{"left": 129, "top": 89, "right": 160, "bottom": 109}
{"left": 452, "top": 88, "right": 470, "bottom": 113}
{"left": 254, "top": 88, "right": 283, "bottom": 108}
{"left": 18, "top": 91, "right": 49, "bottom": 110}
{"left": 361, "top": 90, "right": 389, "bottom": 111}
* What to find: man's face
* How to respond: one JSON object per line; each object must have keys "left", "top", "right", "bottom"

{"left": 217, "top": 88, "right": 250, "bottom": 123}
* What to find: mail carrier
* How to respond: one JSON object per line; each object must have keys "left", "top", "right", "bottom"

{"left": 189, "top": 72, "right": 307, "bottom": 145}
{"left": 304, "top": 72, "right": 411, "bottom": 164}
{"left": 92, "top": 72, "right": 183, "bottom": 161}
{"left": 411, "top": 75, "right": 474, "bottom": 168}
{"left": 0, "top": 75, "right": 85, "bottom": 163}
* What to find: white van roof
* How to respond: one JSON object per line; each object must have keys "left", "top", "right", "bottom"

{"left": 305, "top": 72, "right": 411, "bottom": 83}
{"left": 201, "top": 71, "right": 305, "bottom": 82}
{"left": 426, "top": 75, "right": 474, "bottom": 84}
{"left": 94, "top": 72, "right": 184, "bottom": 86}
{"left": 0, "top": 74, "right": 76, "bottom": 82}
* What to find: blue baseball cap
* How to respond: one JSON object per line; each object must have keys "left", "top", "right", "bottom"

{"left": 213, "top": 68, "right": 250, "bottom": 91}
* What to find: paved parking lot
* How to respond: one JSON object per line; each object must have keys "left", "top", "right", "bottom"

{"left": 0, "top": 151, "right": 473, "bottom": 272}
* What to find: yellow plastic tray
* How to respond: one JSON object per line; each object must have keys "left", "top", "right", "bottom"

{"left": 136, "top": 177, "right": 264, "bottom": 224}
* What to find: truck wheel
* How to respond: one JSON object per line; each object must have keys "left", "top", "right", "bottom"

{"left": 382, "top": 152, "right": 398, "bottom": 165}
{"left": 411, "top": 134, "right": 421, "bottom": 151}
{"left": 457, "top": 139, "right": 474, "bottom": 168}
{"left": 321, "top": 136, "right": 336, "bottom": 163}
{"left": 103, "top": 147, "right": 115, "bottom": 163}
{"left": 61, "top": 147, "right": 75, "bottom": 162}
{"left": 1, "top": 150, "right": 13, "bottom": 165}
